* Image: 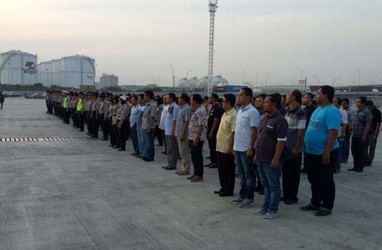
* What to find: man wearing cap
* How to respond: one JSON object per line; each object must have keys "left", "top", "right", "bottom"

{"left": 77, "top": 92, "right": 85, "bottom": 131}
{"left": 62, "top": 91, "right": 70, "bottom": 124}
{"left": 99, "top": 93, "right": 109, "bottom": 141}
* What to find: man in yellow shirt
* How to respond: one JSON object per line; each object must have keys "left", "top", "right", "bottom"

{"left": 215, "top": 93, "right": 237, "bottom": 196}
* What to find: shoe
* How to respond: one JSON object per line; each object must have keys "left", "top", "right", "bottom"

{"left": 187, "top": 175, "right": 195, "bottom": 180}
{"left": 300, "top": 204, "right": 318, "bottom": 211}
{"left": 355, "top": 169, "right": 363, "bottom": 173}
{"left": 254, "top": 208, "right": 267, "bottom": 215}
{"left": 365, "top": 162, "right": 372, "bottom": 166}
{"left": 284, "top": 199, "right": 298, "bottom": 205}
{"left": 177, "top": 171, "right": 190, "bottom": 176}
{"left": 239, "top": 199, "right": 255, "bottom": 208}
{"left": 156, "top": 143, "right": 163, "bottom": 146}
{"left": 258, "top": 190, "right": 265, "bottom": 195}
{"left": 204, "top": 163, "right": 212, "bottom": 168}
{"left": 254, "top": 186, "right": 263, "bottom": 192}
{"left": 300, "top": 168, "right": 307, "bottom": 174}
{"left": 190, "top": 176, "right": 204, "bottom": 182}
{"left": 142, "top": 157, "right": 153, "bottom": 162}
{"left": 131, "top": 152, "right": 139, "bottom": 156}
{"left": 280, "top": 196, "right": 285, "bottom": 201}
{"left": 219, "top": 192, "right": 233, "bottom": 197}
{"left": 206, "top": 156, "right": 211, "bottom": 160}
{"left": 348, "top": 168, "right": 356, "bottom": 171}
{"left": 165, "top": 167, "right": 176, "bottom": 170}
{"left": 161, "top": 151, "right": 167, "bottom": 155}
{"left": 315, "top": 208, "right": 332, "bottom": 216}
{"left": 214, "top": 190, "right": 222, "bottom": 194}
{"left": 118, "top": 148, "right": 125, "bottom": 151}
{"left": 162, "top": 165, "right": 169, "bottom": 169}
{"left": 334, "top": 170, "right": 340, "bottom": 174}
{"left": 100, "top": 138, "right": 108, "bottom": 141}
{"left": 232, "top": 198, "right": 244, "bottom": 204}
{"left": 264, "top": 212, "right": 278, "bottom": 219}
{"left": 209, "top": 163, "right": 218, "bottom": 169}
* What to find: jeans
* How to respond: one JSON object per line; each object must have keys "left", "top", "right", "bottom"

{"left": 282, "top": 153, "right": 302, "bottom": 201}
{"left": 189, "top": 140, "right": 204, "bottom": 177}
{"left": 234, "top": 151, "right": 255, "bottom": 200}
{"left": 258, "top": 161, "right": 282, "bottom": 213}
{"left": 143, "top": 128, "right": 155, "bottom": 160}
{"left": 137, "top": 128, "right": 145, "bottom": 155}
{"left": 306, "top": 149, "right": 338, "bottom": 210}
{"left": 130, "top": 125, "right": 140, "bottom": 154}
{"left": 341, "top": 137, "right": 350, "bottom": 163}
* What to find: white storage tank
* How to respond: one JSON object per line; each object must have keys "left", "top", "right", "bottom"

{"left": 178, "top": 78, "right": 188, "bottom": 88}
{"left": 0, "top": 50, "right": 38, "bottom": 85}
{"left": 60, "top": 55, "right": 95, "bottom": 88}
{"left": 52, "top": 59, "right": 61, "bottom": 86}
{"left": 188, "top": 77, "right": 199, "bottom": 88}
{"left": 198, "top": 76, "right": 209, "bottom": 89}
{"left": 37, "top": 61, "right": 53, "bottom": 86}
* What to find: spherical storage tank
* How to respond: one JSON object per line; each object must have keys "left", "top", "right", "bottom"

{"left": 178, "top": 78, "right": 188, "bottom": 88}
{"left": 188, "top": 77, "right": 199, "bottom": 88}
{"left": 198, "top": 75, "right": 229, "bottom": 88}
{"left": 0, "top": 50, "right": 38, "bottom": 85}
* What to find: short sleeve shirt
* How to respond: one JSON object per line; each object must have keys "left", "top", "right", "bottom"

{"left": 164, "top": 102, "right": 180, "bottom": 135}
{"left": 255, "top": 111, "right": 289, "bottom": 162}
{"left": 370, "top": 107, "right": 382, "bottom": 133}
{"left": 142, "top": 100, "right": 157, "bottom": 130}
{"left": 159, "top": 104, "right": 169, "bottom": 130}
{"left": 175, "top": 104, "right": 191, "bottom": 137}
{"left": 304, "top": 104, "right": 341, "bottom": 155}
{"left": 207, "top": 104, "right": 224, "bottom": 135}
{"left": 188, "top": 105, "right": 208, "bottom": 141}
{"left": 285, "top": 106, "right": 306, "bottom": 151}
{"left": 352, "top": 107, "right": 372, "bottom": 138}
{"left": 233, "top": 104, "right": 261, "bottom": 152}
{"left": 216, "top": 108, "right": 237, "bottom": 153}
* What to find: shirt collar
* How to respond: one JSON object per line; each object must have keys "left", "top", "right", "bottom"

{"left": 240, "top": 103, "right": 252, "bottom": 111}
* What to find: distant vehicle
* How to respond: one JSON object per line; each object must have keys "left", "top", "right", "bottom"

{"left": 3, "top": 92, "right": 20, "bottom": 97}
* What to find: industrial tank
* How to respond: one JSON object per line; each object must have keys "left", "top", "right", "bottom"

{"left": 0, "top": 50, "right": 38, "bottom": 85}
{"left": 60, "top": 55, "right": 95, "bottom": 88}
{"left": 178, "top": 78, "right": 188, "bottom": 88}
{"left": 188, "top": 77, "right": 199, "bottom": 88}
{"left": 37, "top": 61, "right": 53, "bottom": 86}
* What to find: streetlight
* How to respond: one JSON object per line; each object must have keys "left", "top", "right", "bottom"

{"left": 239, "top": 65, "right": 245, "bottom": 84}
{"left": 355, "top": 68, "right": 361, "bottom": 87}
{"left": 170, "top": 64, "right": 175, "bottom": 88}
{"left": 207, "top": 0, "right": 218, "bottom": 94}
{"left": 185, "top": 69, "right": 192, "bottom": 79}
{"left": 265, "top": 73, "right": 270, "bottom": 90}
{"left": 332, "top": 77, "right": 340, "bottom": 86}
{"left": 313, "top": 75, "right": 320, "bottom": 85}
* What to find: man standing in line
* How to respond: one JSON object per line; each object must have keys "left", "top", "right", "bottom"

{"left": 99, "top": 93, "right": 109, "bottom": 141}
{"left": 255, "top": 94, "right": 288, "bottom": 219}
{"left": 205, "top": 93, "right": 223, "bottom": 169}
{"left": 175, "top": 93, "right": 192, "bottom": 176}
{"left": 159, "top": 95, "right": 169, "bottom": 155}
{"left": 0, "top": 91, "right": 5, "bottom": 111}
{"left": 341, "top": 98, "right": 353, "bottom": 163}
{"left": 187, "top": 94, "right": 208, "bottom": 182}
{"left": 282, "top": 90, "right": 305, "bottom": 205}
{"left": 136, "top": 94, "right": 146, "bottom": 158}
{"left": 302, "top": 85, "right": 341, "bottom": 216}
{"left": 366, "top": 100, "right": 381, "bottom": 167}
{"left": 141, "top": 90, "right": 157, "bottom": 162}
{"left": 215, "top": 93, "right": 237, "bottom": 197}
{"left": 301, "top": 92, "right": 316, "bottom": 174}
{"left": 348, "top": 97, "right": 372, "bottom": 173}
{"left": 333, "top": 97, "right": 348, "bottom": 173}
{"left": 129, "top": 95, "right": 140, "bottom": 156}
{"left": 162, "top": 93, "right": 180, "bottom": 170}
{"left": 77, "top": 92, "right": 85, "bottom": 132}
{"left": 232, "top": 87, "right": 260, "bottom": 208}
{"left": 117, "top": 96, "right": 129, "bottom": 151}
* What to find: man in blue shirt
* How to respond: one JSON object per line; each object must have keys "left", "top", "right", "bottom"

{"left": 302, "top": 85, "right": 341, "bottom": 216}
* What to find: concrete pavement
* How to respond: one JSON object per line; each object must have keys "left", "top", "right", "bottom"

{"left": 0, "top": 98, "right": 381, "bottom": 250}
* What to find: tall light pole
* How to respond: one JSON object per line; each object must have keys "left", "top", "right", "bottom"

{"left": 207, "top": 0, "right": 218, "bottom": 94}
{"left": 186, "top": 69, "right": 192, "bottom": 79}
{"left": 265, "top": 73, "right": 270, "bottom": 90}
{"left": 170, "top": 64, "right": 175, "bottom": 87}
{"left": 240, "top": 65, "right": 245, "bottom": 84}
{"left": 355, "top": 68, "right": 361, "bottom": 87}
{"left": 313, "top": 75, "right": 320, "bottom": 85}
{"left": 332, "top": 77, "right": 340, "bottom": 86}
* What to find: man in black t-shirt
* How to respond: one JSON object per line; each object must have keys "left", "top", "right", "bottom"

{"left": 0, "top": 91, "right": 4, "bottom": 110}
{"left": 366, "top": 100, "right": 381, "bottom": 166}
{"left": 205, "top": 93, "right": 224, "bottom": 168}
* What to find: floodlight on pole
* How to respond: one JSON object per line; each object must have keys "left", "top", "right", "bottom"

{"left": 207, "top": 0, "right": 218, "bottom": 94}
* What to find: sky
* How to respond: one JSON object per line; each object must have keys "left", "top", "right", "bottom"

{"left": 1, "top": 0, "right": 381, "bottom": 86}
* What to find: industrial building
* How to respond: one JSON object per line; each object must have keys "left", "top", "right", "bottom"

{"left": 0, "top": 50, "right": 38, "bottom": 85}
{"left": 37, "top": 55, "right": 95, "bottom": 88}
{"left": 99, "top": 73, "right": 119, "bottom": 89}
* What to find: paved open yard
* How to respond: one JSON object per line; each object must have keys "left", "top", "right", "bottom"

{"left": 0, "top": 98, "right": 381, "bottom": 250}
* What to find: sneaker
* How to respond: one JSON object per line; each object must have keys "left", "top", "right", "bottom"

{"left": 264, "top": 212, "right": 278, "bottom": 219}
{"left": 239, "top": 199, "right": 255, "bottom": 208}
{"left": 254, "top": 208, "right": 267, "bottom": 215}
{"left": 231, "top": 198, "right": 244, "bottom": 204}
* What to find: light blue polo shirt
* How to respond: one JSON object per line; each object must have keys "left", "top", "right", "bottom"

{"left": 234, "top": 103, "right": 260, "bottom": 152}
{"left": 304, "top": 104, "right": 341, "bottom": 155}
{"left": 165, "top": 102, "right": 180, "bottom": 136}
